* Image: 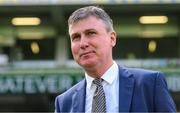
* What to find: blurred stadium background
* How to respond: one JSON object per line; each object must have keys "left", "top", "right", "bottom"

{"left": 0, "top": 0, "right": 180, "bottom": 112}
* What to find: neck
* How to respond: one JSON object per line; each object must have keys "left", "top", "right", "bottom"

{"left": 85, "top": 60, "right": 114, "bottom": 78}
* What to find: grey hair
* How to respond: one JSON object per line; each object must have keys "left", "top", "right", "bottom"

{"left": 68, "top": 6, "right": 114, "bottom": 32}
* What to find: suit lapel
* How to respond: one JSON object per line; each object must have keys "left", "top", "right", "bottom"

{"left": 71, "top": 66, "right": 134, "bottom": 112}
{"left": 72, "top": 79, "right": 86, "bottom": 112}
{"left": 118, "top": 66, "right": 135, "bottom": 112}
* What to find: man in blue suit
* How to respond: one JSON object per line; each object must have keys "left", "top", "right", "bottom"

{"left": 55, "top": 6, "right": 176, "bottom": 112}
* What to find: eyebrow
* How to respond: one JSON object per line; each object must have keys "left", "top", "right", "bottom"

{"left": 70, "top": 28, "right": 96, "bottom": 37}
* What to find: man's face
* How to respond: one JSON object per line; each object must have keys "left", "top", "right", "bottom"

{"left": 69, "top": 16, "right": 116, "bottom": 69}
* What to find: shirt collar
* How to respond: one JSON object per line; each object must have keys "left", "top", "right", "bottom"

{"left": 85, "top": 61, "right": 119, "bottom": 89}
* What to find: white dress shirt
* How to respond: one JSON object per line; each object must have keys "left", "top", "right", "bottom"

{"left": 85, "top": 61, "right": 119, "bottom": 113}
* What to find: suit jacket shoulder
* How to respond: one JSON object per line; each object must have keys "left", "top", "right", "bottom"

{"left": 122, "top": 67, "right": 162, "bottom": 85}
{"left": 118, "top": 66, "right": 176, "bottom": 112}
{"left": 55, "top": 79, "right": 86, "bottom": 112}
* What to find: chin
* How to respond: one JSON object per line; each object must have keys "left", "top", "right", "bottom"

{"left": 79, "top": 60, "right": 96, "bottom": 68}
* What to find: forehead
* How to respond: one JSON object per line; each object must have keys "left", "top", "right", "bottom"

{"left": 68, "top": 16, "right": 106, "bottom": 34}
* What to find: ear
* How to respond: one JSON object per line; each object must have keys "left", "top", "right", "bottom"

{"left": 110, "top": 31, "right": 117, "bottom": 47}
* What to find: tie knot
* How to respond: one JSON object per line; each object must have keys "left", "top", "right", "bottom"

{"left": 93, "top": 78, "right": 103, "bottom": 86}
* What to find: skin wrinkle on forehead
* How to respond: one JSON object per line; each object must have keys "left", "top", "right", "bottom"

{"left": 69, "top": 16, "right": 112, "bottom": 35}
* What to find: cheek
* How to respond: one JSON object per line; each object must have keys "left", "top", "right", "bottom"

{"left": 98, "top": 38, "right": 110, "bottom": 48}
{"left": 99, "top": 39, "right": 112, "bottom": 52}
{"left": 71, "top": 44, "right": 79, "bottom": 55}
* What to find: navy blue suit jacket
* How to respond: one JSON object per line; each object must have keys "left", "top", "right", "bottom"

{"left": 55, "top": 66, "right": 176, "bottom": 112}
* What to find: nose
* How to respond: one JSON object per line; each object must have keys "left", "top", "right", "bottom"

{"left": 80, "top": 36, "right": 89, "bottom": 49}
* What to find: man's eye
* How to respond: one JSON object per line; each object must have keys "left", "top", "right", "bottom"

{"left": 72, "top": 35, "right": 80, "bottom": 41}
{"left": 87, "top": 32, "right": 96, "bottom": 35}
